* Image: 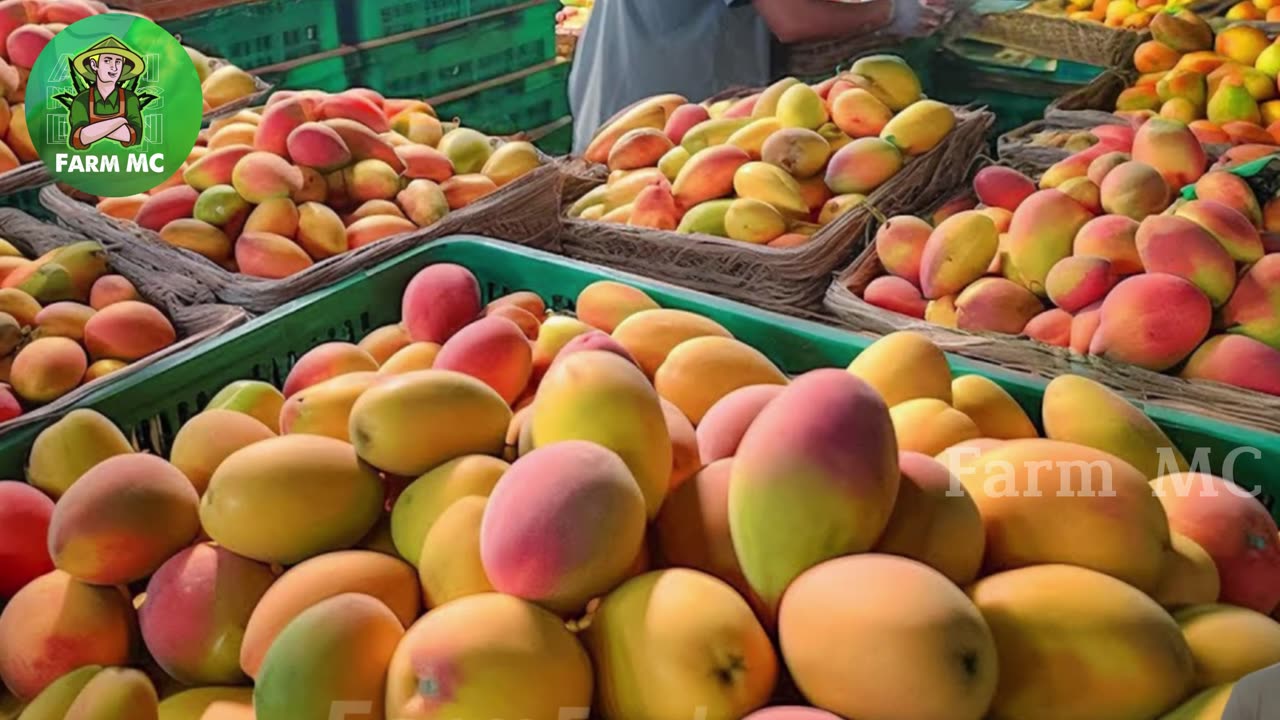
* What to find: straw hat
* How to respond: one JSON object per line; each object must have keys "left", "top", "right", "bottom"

{"left": 73, "top": 36, "right": 145, "bottom": 81}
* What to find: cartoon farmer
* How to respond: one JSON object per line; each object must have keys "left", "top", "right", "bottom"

{"left": 67, "top": 36, "right": 145, "bottom": 150}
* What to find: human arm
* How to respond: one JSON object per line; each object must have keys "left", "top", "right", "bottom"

{"left": 750, "top": 0, "right": 895, "bottom": 43}
{"left": 118, "top": 90, "right": 142, "bottom": 147}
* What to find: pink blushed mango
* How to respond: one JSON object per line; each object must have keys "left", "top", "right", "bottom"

{"left": 863, "top": 275, "right": 927, "bottom": 318}
{"left": 874, "top": 215, "right": 931, "bottom": 286}
{"left": 1135, "top": 214, "right": 1237, "bottom": 307}
{"left": 1073, "top": 214, "right": 1144, "bottom": 275}
{"left": 1182, "top": 334, "right": 1280, "bottom": 395}
{"left": 1004, "top": 189, "right": 1094, "bottom": 297}
{"left": 1091, "top": 273, "right": 1212, "bottom": 371}
{"left": 1045, "top": 256, "right": 1117, "bottom": 313}
{"left": 401, "top": 263, "right": 481, "bottom": 344}
{"left": 918, "top": 210, "right": 999, "bottom": 300}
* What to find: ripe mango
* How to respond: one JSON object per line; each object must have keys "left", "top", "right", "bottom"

{"left": 918, "top": 210, "right": 998, "bottom": 299}
{"left": 880, "top": 99, "right": 955, "bottom": 156}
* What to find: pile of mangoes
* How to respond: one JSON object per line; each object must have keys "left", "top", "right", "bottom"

{"left": 95, "top": 88, "right": 544, "bottom": 279}
{"left": 1, "top": 259, "right": 1278, "bottom": 720}
{"left": 1048, "top": 0, "right": 1192, "bottom": 28}
{"left": 0, "top": 0, "right": 262, "bottom": 174}
{"left": 864, "top": 117, "right": 1280, "bottom": 396}
{"left": 0, "top": 238, "right": 173, "bottom": 418}
{"left": 568, "top": 55, "right": 957, "bottom": 248}
{"left": 1120, "top": 12, "right": 1280, "bottom": 142}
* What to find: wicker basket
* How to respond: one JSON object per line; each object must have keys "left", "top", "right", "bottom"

{"left": 557, "top": 106, "right": 995, "bottom": 316}
{"left": 823, "top": 193, "right": 1280, "bottom": 435}
{"left": 42, "top": 160, "right": 565, "bottom": 315}
{"left": 0, "top": 209, "right": 249, "bottom": 438}
{"left": 960, "top": 8, "right": 1147, "bottom": 68}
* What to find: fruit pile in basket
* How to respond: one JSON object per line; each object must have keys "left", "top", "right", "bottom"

{"left": 1119, "top": 13, "right": 1280, "bottom": 140}
{"left": 1039, "top": 0, "right": 1191, "bottom": 28}
{"left": 0, "top": 0, "right": 262, "bottom": 174}
{"left": 568, "top": 55, "right": 957, "bottom": 248}
{"left": 95, "top": 88, "right": 544, "bottom": 279}
{"left": 0, "top": 238, "right": 173, "bottom": 417}
{"left": 2, "top": 258, "right": 1278, "bottom": 719}
{"left": 1221, "top": 0, "right": 1280, "bottom": 20}
{"left": 862, "top": 117, "right": 1280, "bottom": 396}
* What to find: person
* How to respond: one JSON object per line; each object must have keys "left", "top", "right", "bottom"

{"left": 568, "top": 0, "right": 944, "bottom": 153}
{"left": 1222, "top": 662, "right": 1280, "bottom": 719}
{"left": 68, "top": 36, "right": 146, "bottom": 150}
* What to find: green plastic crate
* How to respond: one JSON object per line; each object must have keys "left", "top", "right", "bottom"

{"left": 163, "top": 0, "right": 342, "bottom": 70}
{"left": 0, "top": 237, "right": 1275, "bottom": 519}
{"left": 271, "top": 54, "right": 353, "bottom": 93}
{"left": 355, "top": 2, "right": 557, "bottom": 100}
{"left": 533, "top": 117, "right": 573, "bottom": 156}
{"left": 436, "top": 61, "right": 570, "bottom": 136}
{"left": 340, "top": 0, "right": 533, "bottom": 43}
{"left": 0, "top": 185, "right": 52, "bottom": 221}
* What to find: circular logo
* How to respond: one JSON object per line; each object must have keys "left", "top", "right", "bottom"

{"left": 25, "top": 13, "right": 203, "bottom": 197}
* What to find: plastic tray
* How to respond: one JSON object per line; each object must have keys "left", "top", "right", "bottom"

{"left": 0, "top": 237, "right": 1274, "bottom": 517}
{"left": 339, "top": 0, "right": 533, "bottom": 43}
{"left": 163, "top": 0, "right": 342, "bottom": 70}
{"left": 355, "top": 2, "right": 557, "bottom": 100}
{"left": 270, "top": 53, "right": 354, "bottom": 93}
{"left": 434, "top": 60, "right": 570, "bottom": 137}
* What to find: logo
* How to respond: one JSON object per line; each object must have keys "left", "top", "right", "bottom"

{"left": 25, "top": 13, "right": 202, "bottom": 197}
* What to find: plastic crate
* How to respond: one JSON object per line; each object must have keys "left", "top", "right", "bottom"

{"left": 532, "top": 116, "right": 573, "bottom": 155}
{"left": 271, "top": 53, "right": 354, "bottom": 93}
{"left": 339, "top": 0, "right": 532, "bottom": 43}
{"left": 435, "top": 61, "right": 570, "bottom": 137}
{"left": 355, "top": 2, "right": 557, "bottom": 100}
{"left": 0, "top": 237, "right": 1275, "bottom": 518}
{"left": 163, "top": 0, "right": 342, "bottom": 70}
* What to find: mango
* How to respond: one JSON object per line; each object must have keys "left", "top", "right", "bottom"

{"left": 666, "top": 103, "right": 712, "bottom": 144}
{"left": 156, "top": 687, "right": 253, "bottom": 720}
{"left": 158, "top": 219, "right": 233, "bottom": 263}
{"left": 200, "top": 435, "right": 384, "bottom": 564}
{"left": 824, "top": 137, "right": 903, "bottom": 195}
{"left": 169, "top": 409, "right": 275, "bottom": 495}
{"left": 323, "top": 118, "right": 404, "bottom": 172}
{"left": 760, "top": 127, "right": 829, "bottom": 179}
{"left": 184, "top": 145, "right": 255, "bottom": 192}
{"left": 606, "top": 128, "right": 673, "bottom": 172}
{"left": 285, "top": 121, "right": 351, "bottom": 172}
{"left": 531, "top": 350, "right": 671, "bottom": 518}
{"left": 730, "top": 370, "right": 897, "bottom": 612}
{"left": 1004, "top": 189, "right": 1093, "bottom": 296}
{"left": 10, "top": 337, "right": 85, "bottom": 404}
{"left": 346, "top": 215, "right": 416, "bottom": 248}
{"left": 950, "top": 374, "right": 1037, "bottom": 440}
{"left": 1131, "top": 117, "right": 1208, "bottom": 189}
{"left": 692, "top": 385, "right": 783, "bottom": 466}
{"left": 240, "top": 550, "right": 420, "bottom": 678}
{"left": 1135, "top": 40, "right": 1181, "bottom": 73}
{"left": 610, "top": 307, "right": 731, "bottom": 379}
{"left": 139, "top": 543, "right": 275, "bottom": 686}
{"left": 1175, "top": 199, "right": 1264, "bottom": 264}
{"left": 79, "top": 300, "right": 174, "bottom": 362}
{"left": 230, "top": 151, "right": 304, "bottom": 205}
{"left": 1155, "top": 532, "right": 1222, "bottom": 608}
{"left": 890, "top": 398, "right": 981, "bottom": 456}
{"left": 817, "top": 192, "right": 863, "bottom": 225}
{"left": 26, "top": 409, "right": 132, "bottom": 499}
{"left": 880, "top": 99, "right": 955, "bottom": 156}
{"left": 958, "top": 439, "right": 1172, "bottom": 591}
{"left": 628, "top": 184, "right": 680, "bottom": 230}
{"left": 733, "top": 161, "right": 808, "bottom": 217}
{"left": 480, "top": 441, "right": 644, "bottom": 615}
{"left": 1209, "top": 80, "right": 1262, "bottom": 124}
{"left": 0, "top": 481, "right": 53, "bottom": 599}
{"left": 682, "top": 117, "right": 753, "bottom": 153}
{"left": 848, "top": 55, "right": 923, "bottom": 111}
{"left": 847, "top": 331, "right": 952, "bottom": 406}
{"left": 1176, "top": 604, "right": 1280, "bottom": 687}
{"left": 1152, "top": 472, "right": 1280, "bottom": 614}
{"left": 206, "top": 379, "right": 285, "bottom": 432}
{"left": 1074, "top": 214, "right": 1143, "bottom": 275}
{"left": 1099, "top": 160, "right": 1169, "bottom": 220}
{"left": 278, "top": 371, "right": 376, "bottom": 442}
{"left": 87, "top": 275, "right": 137, "bottom": 311}
{"left": 0, "top": 571, "right": 132, "bottom": 701}
{"left": 254, "top": 593, "right": 403, "bottom": 720}
{"left": 671, "top": 145, "right": 749, "bottom": 210}
{"left": 406, "top": 494, "right": 491, "bottom": 609}
{"left": 1150, "top": 9, "right": 1213, "bottom": 52}
{"left": 919, "top": 211, "right": 999, "bottom": 299}
{"left": 782, "top": 555, "right": 996, "bottom": 720}
{"left": 863, "top": 275, "right": 927, "bottom": 318}
{"left": 432, "top": 316, "right": 532, "bottom": 404}
{"left": 384, "top": 593, "right": 592, "bottom": 719}
{"left": 1181, "top": 333, "right": 1280, "bottom": 395}
{"left": 281, "top": 341, "right": 378, "bottom": 398}
{"left": 654, "top": 336, "right": 786, "bottom": 423}
{"left": 1135, "top": 215, "right": 1236, "bottom": 308}
{"left": 396, "top": 144, "right": 454, "bottom": 183}
{"left": 973, "top": 165, "right": 1035, "bottom": 212}
{"left": 1221, "top": 254, "right": 1280, "bottom": 350}
{"left": 875, "top": 452, "right": 986, "bottom": 584}
{"left": 873, "top": 215, "right": 931, "bottom": 285}
{"left": 15, "top": 664, "right": 103, "bottom": 720}
{"left": 1160, "top": 684, "right": 1235, "bottom": 720}
{"left": 830, "top": 87, "right": 893, "bottom": 138}
{"left": 971, "top": 564, "right": 1193, "bottom": 720}
{"left": 586, "top": 568, "right": 778, "bottom": 720}
{"left": 1043, "top": 374, "right": 1187, "bottom": 478}
{"left": 1045, "top": 255, "right": 1116, "bottom": 313}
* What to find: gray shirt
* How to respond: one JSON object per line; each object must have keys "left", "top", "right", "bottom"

{"left": 567, "top": 0, "right": 774, "bottom": 153}
{"left": 1224, "top": 663, "right": 1280, "bottom": 720}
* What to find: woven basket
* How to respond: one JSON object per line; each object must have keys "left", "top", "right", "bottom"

{"left": 0, "top": 209, "right": 249, "bottom": 438}
{"left": 106, "top": 0, "right": 245, "bottom": 21}
{"left": 823, "top": 191, "right": 1280, "bottom": 435}
{"left": 42, "top": 161, "right": 564, "bottom": 315}
{"left": 557, "top": 107, "right": 994, "bottom": 316}
{"left": 960, "top": 8, "right": 1147, "bottom": 68}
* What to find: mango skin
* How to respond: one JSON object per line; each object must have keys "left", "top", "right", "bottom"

{"left": 200, "top": 435, "right": 384, "bottom": 565}
{"left": 970, "top": 564, "right": 1194, "bottom": 720}
{"left": 26, "top": 409, "right": 132, "bottom": 499}
{"left": 383, "top": 593, "right": 593, "bottom": 720}
{"left": 873, "top": 452, "right": 986, "bottom": 585}
{"left": 847, "top": 331, "right": 953, "bottom": 407}
{"left": 156, "top": 687, "right": 254, "bottom": 720}
{"left": 239, "top": 550, "right": 420, "bottom": 679}
{"left": 1091, "top": 273, "right": 1212, "bottom": 372}
{"left": 390, "top": 454, "right": 507, "bottom": 566}
{"left": 531, "top": 350, "right": 672, "bottom": 520}
{"left": 253, "top": 593, "right": 404, "bottom": 720}
{"left": 168, "top": 409, "right": 275, "bottom": 495}
{"left": 654, "top": 336, "right": 786, "bottom": 424}
{"left": 729, "top": 369, "right": 898, "bottom": 613}
{"left": 1004, "top": 189, "right": 1093, "bottom": 297}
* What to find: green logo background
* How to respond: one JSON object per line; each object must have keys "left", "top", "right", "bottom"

{"left": 26, "top": 13, "right": 202, "bottom": 197}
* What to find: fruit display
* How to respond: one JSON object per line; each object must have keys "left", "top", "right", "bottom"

{"left": 1118, "top": 14, "right": 1280, "bottom": 139}
{"left": 1222, "top": 0, "right": 1280, "bottom": 20}
{"left": 90, "top": 88, "right": 545, "bottom": 280}
{"left": 0, "top": 245, "right": 1277, "bottom": 720}
{"left": 1027, "top": 0, "right": 1193, "bottom": 28}
{"left": 568, "top": 55, "right": 958, "bottom": 247}
{"left": 857, "top": 116, "right": 1280, "bottom": 399}
{"left": 0, "top": 0, "right": 263, "bottom": 175}
{"left": 0, "top": 237, "right": 176, "bottom": 419}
